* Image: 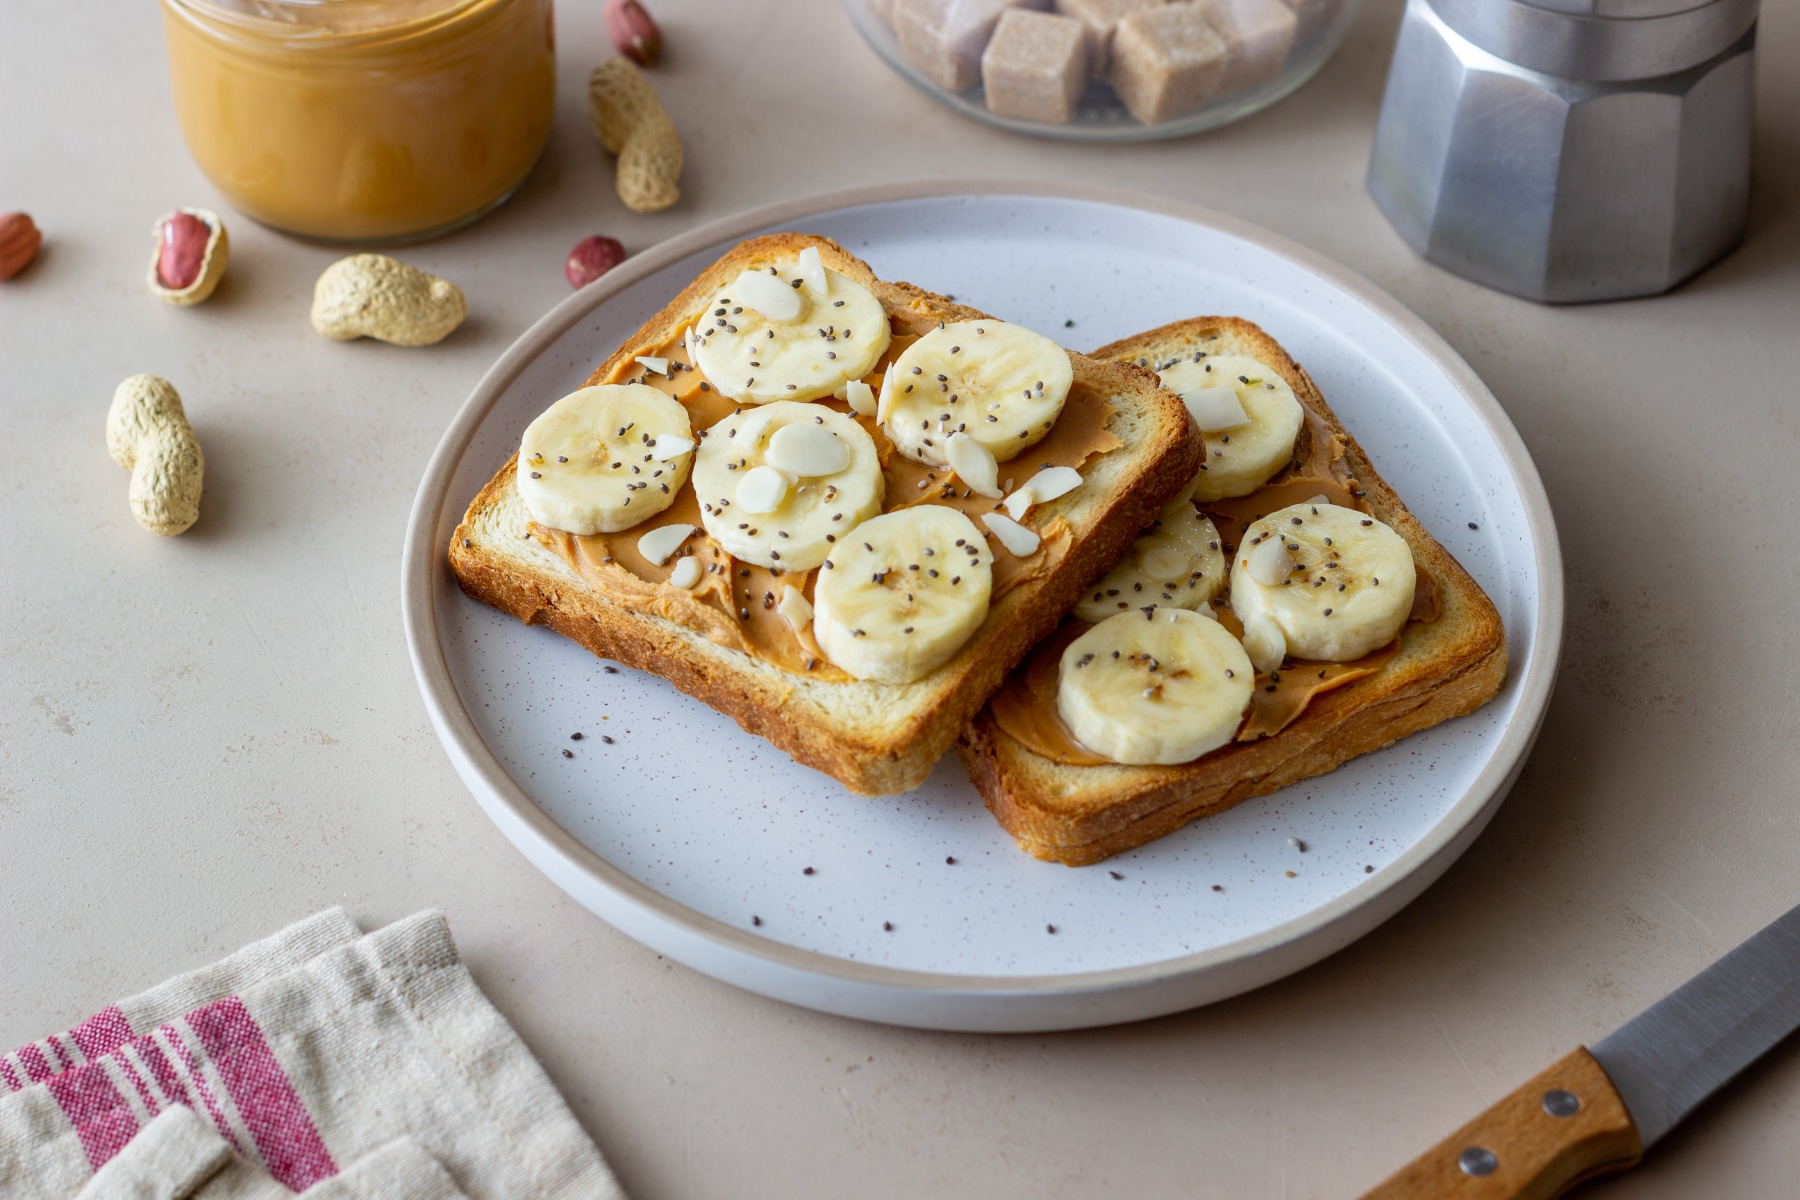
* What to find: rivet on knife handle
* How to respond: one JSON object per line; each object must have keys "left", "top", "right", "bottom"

{"left": 1357, "top": 1048, "right": 1643, "bottom": 1200}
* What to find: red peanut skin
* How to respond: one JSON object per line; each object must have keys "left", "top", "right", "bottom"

{"left": 566, "top": 236, "right": 627, "bottom": 289}
{"left": 0, "top": 212, "right": 41, "bottom": 281}
{"left": 158, "top": 212, "right": 210, "bottom": 290}
{"left": 605, "top": 0, "right": 662, "bottom": 66}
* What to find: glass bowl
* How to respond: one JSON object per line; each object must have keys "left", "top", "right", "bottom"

{"left": 839, "top": 0, "right": 1360, "bottom": 142}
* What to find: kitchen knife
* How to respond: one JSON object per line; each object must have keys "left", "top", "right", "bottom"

{"left": 1360, "top": 900, "right": 1800, "bottom": 1198}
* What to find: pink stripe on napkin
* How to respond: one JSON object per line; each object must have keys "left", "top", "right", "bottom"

{"left": 133, "top": 1033, "right": 193, "bottom": 1113}
{"left": 4, "top": 1006, "right": 133, "bottom": 1097}
{"left": 0, "top": 910, "right": 619, "bottom": 1200}
{"left": 70, "top": 1007, "right": 132, "bottom": 1062}
{"left": 46, "top": 1062, "right": 138, "bottom": 1170}
{"left": 158, "top": 1022, "right": 246, "bottom": 1158}
{"left": 111, "top": 1046, "right": 160, "bottom": 1121}
{"left": 186, "top": 996, "right": 336, "bottom": 1190}
{"left": 19, "top": 1044, "right": 56, "bottom": 1085}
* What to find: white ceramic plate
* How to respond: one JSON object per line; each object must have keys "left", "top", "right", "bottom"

{"left": 402, "top": 182, "right": 1562, "bottom": 1032}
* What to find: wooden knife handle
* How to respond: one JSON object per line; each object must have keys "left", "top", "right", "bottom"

{"left": 1358, "top": 1048, "right": 1644, "bottom": 1200}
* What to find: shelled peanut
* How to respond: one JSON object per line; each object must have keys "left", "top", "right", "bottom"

{"left": 567, "top": 236, "right": 627, "bottom": 288}
{"left": 606, "top": 0, "right": 663, "bottom": 66}
{"left": 147, "top": 208, "right": 229, "bottom": 304}
{"left": 0, "top": 212, "right": 41, "bottom": 280}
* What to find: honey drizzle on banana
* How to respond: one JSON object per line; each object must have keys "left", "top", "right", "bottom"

{"left": 529, "top": 310, "right": 1119, "bottom": 677}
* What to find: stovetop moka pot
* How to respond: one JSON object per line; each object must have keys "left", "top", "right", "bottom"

{"left": 1368, "top": 0, "right": 1759, "bottom": 303}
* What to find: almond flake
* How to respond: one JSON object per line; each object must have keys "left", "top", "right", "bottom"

{"left": 731, "top": 269, "right": 803, "bottom": 323}
{"left": 1001, "top": 487, "right": 1037, "bottom": 521}
{"left": 651, "top": 433, "right": 695, "bottom": 461}
{"left": 944, "top": 432, "right": 1001, "bottom": 498}
{"left": 776, "top": 585, "right": 814, "bottom": 631}
{"left": 1180, "top": 386, "right": 1250, "bottom": 432}
{"left": 795, "top": 246, "right": 828, "bottom": 296}
{"left": 637, "top": 523, "right": 695, "bottom": 565}
{"left": 766, "top": 422, "right": 849, "bottom": 477}
{"left": 736, "top": 464, "right": 793, "bottom": 514}
{"left": 983, "top": 512, "right": 1041, "bottom": 557}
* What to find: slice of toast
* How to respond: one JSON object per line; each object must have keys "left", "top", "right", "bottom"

{"left": 450, "top": 235, "right": 1202, "bottom": 796}
{"left": 956, "top": 317, "right": 1508, "bottom": 864}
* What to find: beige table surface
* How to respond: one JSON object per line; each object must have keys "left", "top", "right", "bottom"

{"left": 5, "top": 1, "right": 1798, "bottom": 1196}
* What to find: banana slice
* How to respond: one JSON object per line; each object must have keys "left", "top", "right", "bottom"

{"left": 878, "top": 320, "right": 1073, "bottom": 467}
{"left": 1230, "top": 502, "right": 1416, "bottom": 673}
{"left": 1057, "top": 608, "right": 1254, "bottom": 765}
{"left": 1074, "top": 497, "right": 1226, "bottom": 623}
{"left": 689, "top": 248, "right": 891, "bottom": 405}
{"left": 1158, "top": 354, "right": 1303, "bottom": 502}
{"left": 692, "top": 401, "right": 883, "bottom": 571}
{"left": 813, "top": 506, "right": 994, "bottom": 683}
{"left": 517, "top": 384, "right": 694, "bottom": 535}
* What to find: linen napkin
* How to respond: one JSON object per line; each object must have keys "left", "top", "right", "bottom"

{"left": 0, "top": 910, "right": 624, "bottom": 1199}
{"left": 74, "top": 1107, "right": 471, "bottom": 1199}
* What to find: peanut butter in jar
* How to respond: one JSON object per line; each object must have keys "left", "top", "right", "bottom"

{"left": 161, "top": 0, "right": 556, "bottom": 243}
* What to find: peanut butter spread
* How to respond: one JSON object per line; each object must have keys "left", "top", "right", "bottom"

{"left": 989, "top": 400, "right": 1440, "bottom": 766}
{"left": 528, "top": 304, "right": 1121, "bottom": 677}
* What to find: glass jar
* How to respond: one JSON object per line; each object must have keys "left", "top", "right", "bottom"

{"left": 160, "top": 0, "right": 556, "bottom": 243}
{"left": 841, "top": 0, "right": 1360, "bottom": 141}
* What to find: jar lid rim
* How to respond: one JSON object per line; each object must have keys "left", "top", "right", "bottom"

{"left": 164, "top": 0, "right": 490, "bottom": 42}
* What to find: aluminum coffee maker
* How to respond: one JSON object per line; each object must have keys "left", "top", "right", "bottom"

{"left": 1368, "top": 0, "right": 1758, "bottom": 304}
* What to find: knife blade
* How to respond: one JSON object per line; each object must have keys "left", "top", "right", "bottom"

{"left": 1359, "top": 901, "right": 1800, "bottom": 1198}
{"left": 1590, "top": 900, "right": 1800, "bottom": 1149}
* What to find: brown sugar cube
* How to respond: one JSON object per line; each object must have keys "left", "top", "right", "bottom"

{"left": 894, "top": 0, "right": 1050, "bottom": 93}
{"left": 982, "top": 9, "right": 1089, "bottom": 122}
{"left": 1196, "top": 0, "right": 1299, "bottom": 93}
{"left": 1053, "top": 0, "right": 1166, "bottom": 79}
{"left": 1108, "top": 4, "right": 1227, "bottom": 125}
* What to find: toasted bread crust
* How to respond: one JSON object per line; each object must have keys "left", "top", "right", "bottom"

{"left": 449, "top": 235, "right": 1202, "bottom": 795}
{"left": 955, "top": 316, "right": 1509, "bottom": 864}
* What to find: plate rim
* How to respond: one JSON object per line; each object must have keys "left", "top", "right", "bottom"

{"left": 401, "top": 178, "right": 1564, "bottom": 1010}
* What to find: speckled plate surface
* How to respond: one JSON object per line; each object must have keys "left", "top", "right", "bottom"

{"left": 402, "top": 182, "right": 1562, "bottom": 1032}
